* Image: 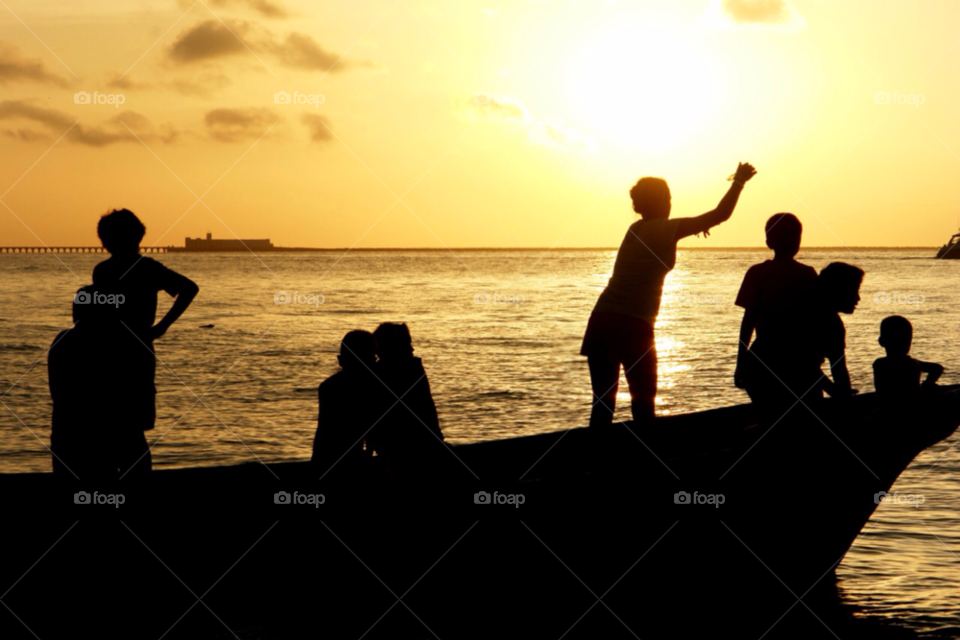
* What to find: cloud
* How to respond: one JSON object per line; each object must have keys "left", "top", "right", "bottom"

{"left": 3, "top": 128, "right": 52, "bottom": 143}
{"left": 459, "top": 94, "right": 595, "bottom": 152}
{"left": 699, "top": 0, "right": 805, "bottom": 31}
{"left": 269, "top": 32, "right": 340, "bottom": 71}
{"left": 204, "top": 107, "right": 276, "bottom": 142}
{"left": 301, "top": 113, "right": 332, "bottom": 143}
{"left": 0, "top": 100, "right": 178, "bottom": 146}
{"left": 0, "top": 42, "right": 69, "bottom": 87}
{"left": 528, "top": 121, "right": 597, "bottom": 153}
{"left": 168, "top": 20, "right": 376, "bottom": 73}
{"left": 462, "top": 93, "right": 530, "bottom": 122}
{"left": 177, "top": 0, "right": 290, "bottom": 18}
{"left": 169, "top": 20, "right": 251, "bottom": 63}
{"left": 0, "top": 100, "right": 73, "bottom": 130}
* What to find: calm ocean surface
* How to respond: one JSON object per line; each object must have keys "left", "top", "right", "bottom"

{"left": 1, "top": 247, "right": 959, "bottom": 634}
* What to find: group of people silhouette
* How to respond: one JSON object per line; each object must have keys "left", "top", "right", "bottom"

{"left": 47, "top": 169, "right": 945, "bottom": 483}
{"left": 49, "top": 209, "right": 198, "bottom": 483}
{"left": 584, "top": 161, "right": 945, "bottom": 428}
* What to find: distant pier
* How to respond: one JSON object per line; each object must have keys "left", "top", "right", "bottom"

{"left": 0, "top": 246, "right": 170, "bottom": 254}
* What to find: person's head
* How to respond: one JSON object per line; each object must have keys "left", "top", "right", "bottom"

{"left": 879, "top": 315, "right": 913, "bottom": 357}
{"left": 765, "top": 213, "right": 802, "bottom": 258}
{"left": 816, "top": 262, "right": 865, "bottom": 314}
{"left": 72, "top": 285, "right": 115, "bottom": 328}
{"left": 374, "top": 322, "right": 414, "bottom": 361}
{"left": 337, "top": 330, "right": 376, "bottom": 371}
{"left": 630, "top": 177, "right": 671, "bottom": 219}
{"left": 97, "top": 208, "right": 145, "bottom": 255}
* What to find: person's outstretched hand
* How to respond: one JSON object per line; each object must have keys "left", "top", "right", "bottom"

{"left": 734, "top": 162, "right": 757, "bottom": 184}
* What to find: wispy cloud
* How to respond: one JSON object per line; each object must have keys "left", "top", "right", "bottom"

{"left": 0, "top": 42, "right": 70, "bottom": 87}
{"left": 204, "top": 107, "right": 276, "bottom": 142}
{"left": 301, "top": 113, "right": 333, "bottom": 143}
{"left": 460, "top": 94, "right": 595, "bottom": 153}
{"left": 167, "top": 20, "right": 375, "bottom": 73}
{"left": 0, "top": 100, "right": 178, "bottom": 146}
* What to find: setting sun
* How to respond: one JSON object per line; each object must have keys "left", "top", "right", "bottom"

{"left": 566, "top": 20, "right": 726, "bottom": 150}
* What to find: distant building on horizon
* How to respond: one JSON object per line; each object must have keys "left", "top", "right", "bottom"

{"left": 181, "top": 233, "right": 274, "bottom": 252}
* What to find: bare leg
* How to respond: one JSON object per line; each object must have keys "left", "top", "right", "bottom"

{"left": 624, "top": 334, "right": 657, "bottom": 427}
{"left": 588, "top": 356, "right": 621, "bottom": 429}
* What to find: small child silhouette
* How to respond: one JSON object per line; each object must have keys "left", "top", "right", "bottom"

{"left": 873, "top": 315, "right": 943, "bottom": 411}
{"left": 735, "top": 213, "right": 817, "bottom": 390}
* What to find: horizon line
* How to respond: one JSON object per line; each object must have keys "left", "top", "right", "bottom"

{"left": 0, "top": 245, "right": 944, "bottom": 251}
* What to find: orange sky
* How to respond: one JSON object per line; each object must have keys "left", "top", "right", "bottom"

{"left": 1, "top": 0, "right": 959, "bottom": 248}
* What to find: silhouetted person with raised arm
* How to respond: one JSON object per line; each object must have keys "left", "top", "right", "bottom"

{"left": 744, "top": 262, "right": 864, "bottom": 415}
{"left": 734, "top": 213, "right": 817, "bottom": 391}
{"left": 581, "top": 162, "right": 757, "bottom": 429}
{"left": 312, "top": 330, "right": 379, "bottom": 480}
{"left": 368, "top": 322, "right": 456, "bottom": 483}
{"left": 91, "top": 208, "right": 198, "bottom": 475}
{"left": 874, "top": 315, "right": 943, "bottom": 413}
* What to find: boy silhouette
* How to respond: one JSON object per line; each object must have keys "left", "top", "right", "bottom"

{"left": 581, "top": 162, "right": 757, "bottom": 429}
{"left": 368, "top": 322, "right": 453, "bottom": 482}
{"left": 91, "top": 209, "right": 198, "bottom": 474}
{"left": 745, "top": 262, "right": 864, "bottom": 413}
{"left": 312, "top": 330, "right": 379, "bottom": 480}
{"left": 735, "top": 213, "right": 817, "bottom": 390}
{"left": 874, "top": 315, "right": 943, "bottom": 411}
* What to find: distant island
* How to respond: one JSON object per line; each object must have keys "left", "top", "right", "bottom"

{"left": 172, "top": 233, "right": 274, "bottom": 252}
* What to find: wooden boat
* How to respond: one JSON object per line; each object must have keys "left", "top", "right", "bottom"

{"left": 0, "top": 387, "right": 956, "bottom": 639}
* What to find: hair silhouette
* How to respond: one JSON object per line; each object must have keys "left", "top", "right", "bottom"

{"left": 97, "top": 208, "right": 146, "bottom": 254}
{"left": 765, "top": 213, "right": 802, "bottom": 256}
{"left": 629, "top": 177, "right": 671, "bottom": 218}
{"left": 879, "top": 315, "right": 913, "bottom": 356}
{"left": 374, "top": 322, "right": 414, "bottom": 360}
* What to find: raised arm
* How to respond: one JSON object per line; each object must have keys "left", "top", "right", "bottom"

{"left": 676, "top": 162, "right": 757, "bottom": 241}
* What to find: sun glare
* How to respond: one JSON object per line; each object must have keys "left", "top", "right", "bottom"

{"left": 566, "top": 23, "right": 726, "bottom": 150}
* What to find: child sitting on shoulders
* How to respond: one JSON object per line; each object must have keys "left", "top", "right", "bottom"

{"left": 873, "top": 315, "right": 944, "bottom": 411}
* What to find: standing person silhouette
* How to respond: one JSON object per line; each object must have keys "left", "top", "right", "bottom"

{"left": 581, "top": 163, "right": 757, "bottom": 429}
{"left": 734, "top": 213, "right": 817, "bottom": 392}
{"left": 91, "top": 209, "right": 199, "bottom": 477}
